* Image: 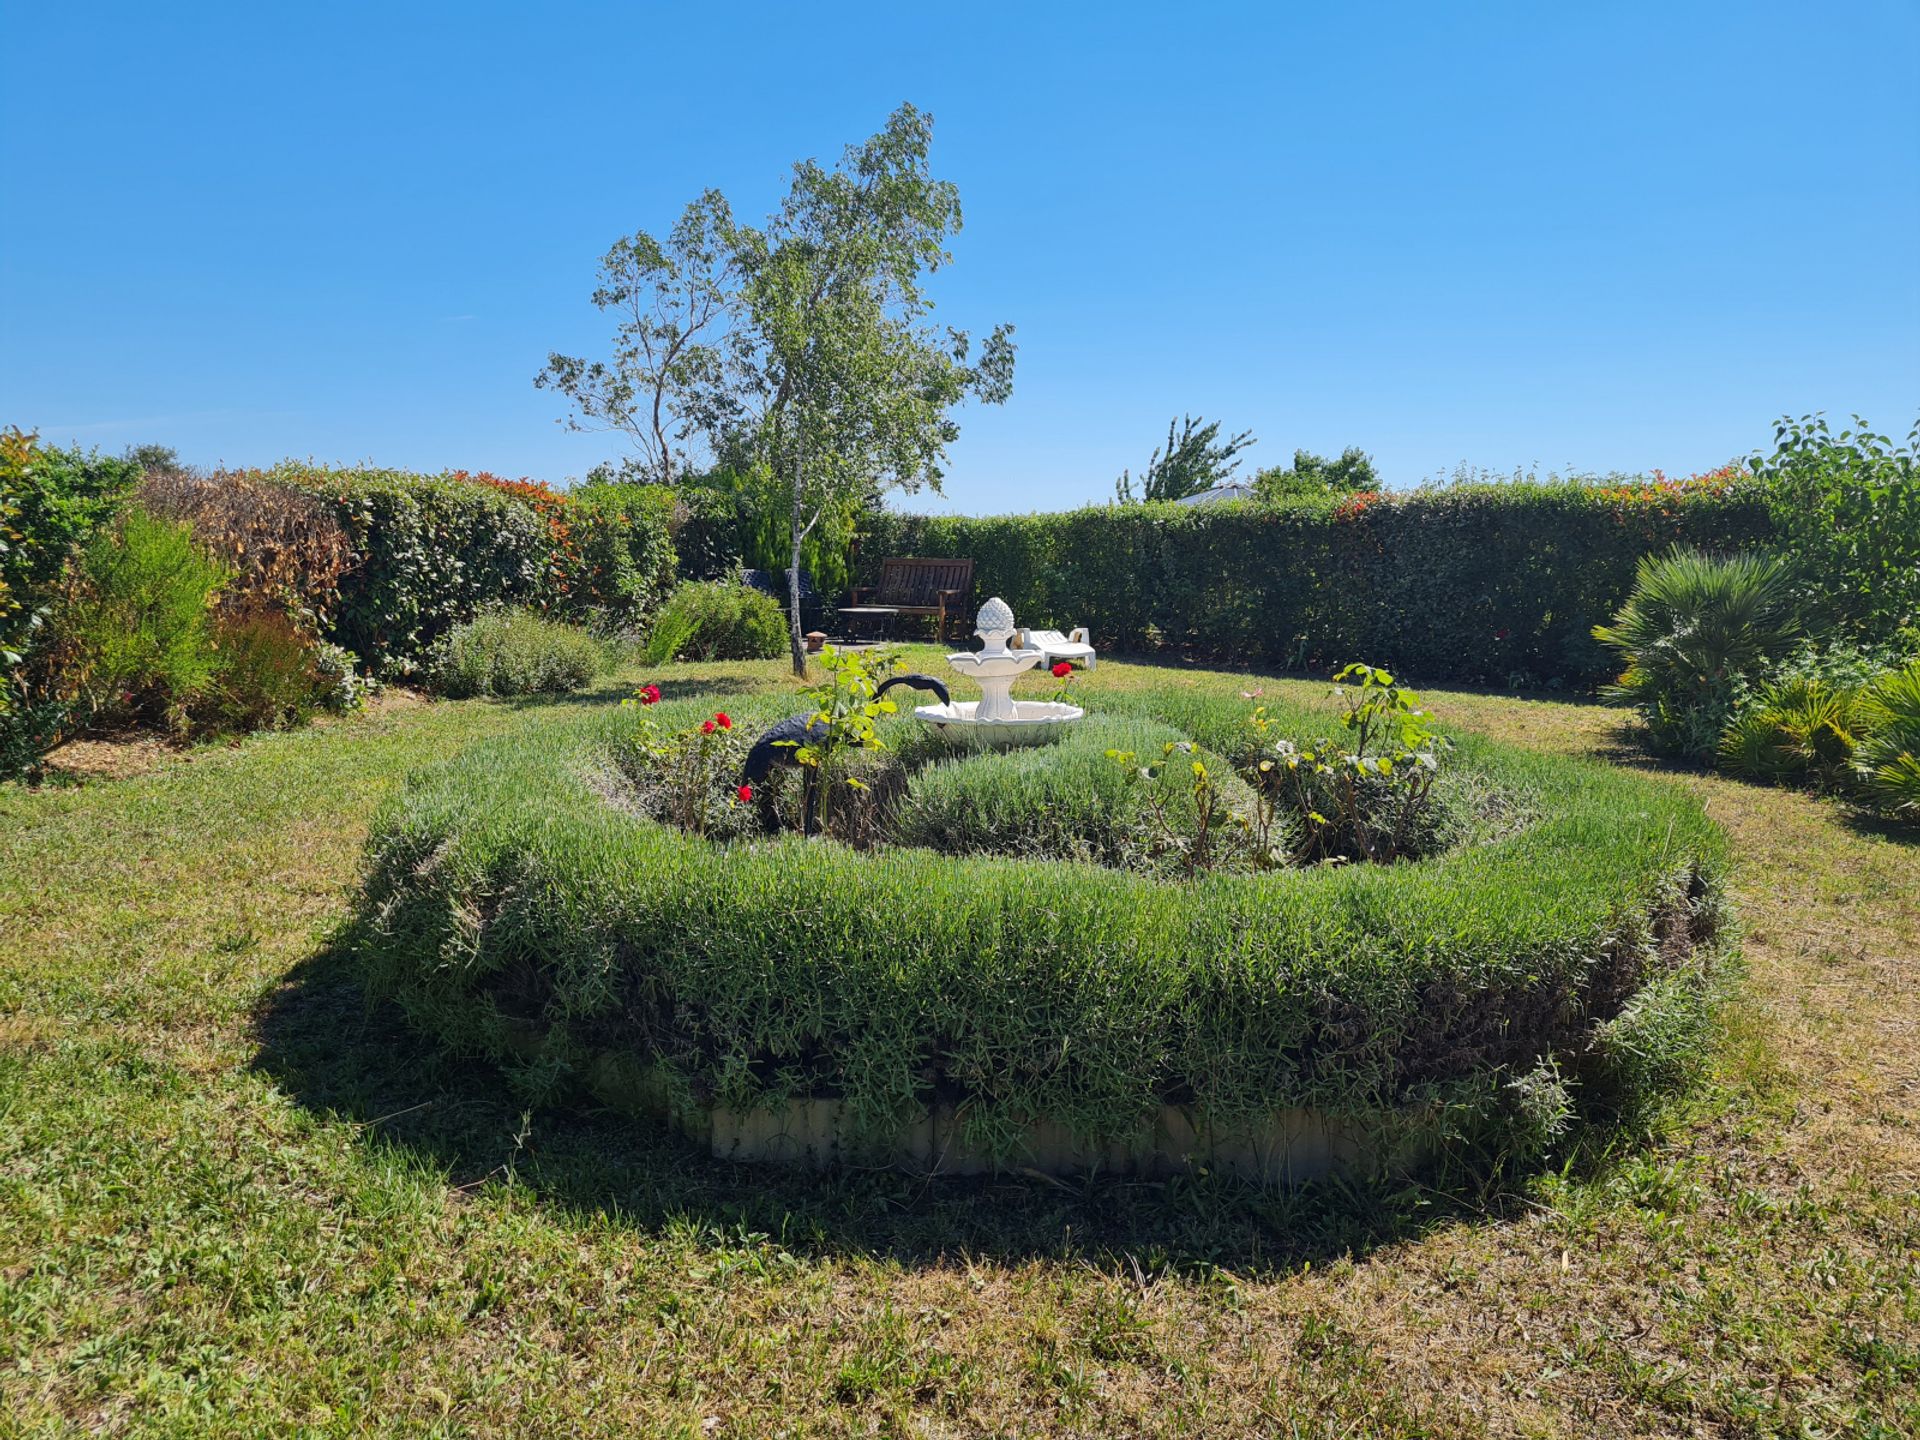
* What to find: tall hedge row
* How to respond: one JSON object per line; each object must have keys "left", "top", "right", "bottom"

{"left": 266, "top": 464, "right": 677, "bottom": 676}
{"left": 857, "top": 483, "right": 1775, "bottom": 687}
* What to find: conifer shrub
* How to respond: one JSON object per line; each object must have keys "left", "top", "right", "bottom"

{"left": 54, "top": 507, "right": 230, "bottom": 734}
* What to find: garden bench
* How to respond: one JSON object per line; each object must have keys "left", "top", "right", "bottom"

{"left": 849, "top": 557, "right": 974, "bottom": 640}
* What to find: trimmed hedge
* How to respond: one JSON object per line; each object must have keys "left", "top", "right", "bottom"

{"left": 358, "top": 678, "right": 1733, "bottom": 1178}
{"left": 264, "top": 464, "right": 676, "bottom": 676}
{"left": 857, "top": 482, "right": 1774, "bottom": 687}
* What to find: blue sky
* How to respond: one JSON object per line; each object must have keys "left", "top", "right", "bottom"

{"left": 4, "top": 2, "right": 1916, "bottom": 515}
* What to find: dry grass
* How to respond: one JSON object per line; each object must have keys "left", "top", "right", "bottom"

{"left": 1, "top": 652, "right": 1915, "bottom": 1437}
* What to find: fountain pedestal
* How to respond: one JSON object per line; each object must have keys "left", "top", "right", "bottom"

{"left": 912, "top": 597, "right": 1085, "bottom": 747}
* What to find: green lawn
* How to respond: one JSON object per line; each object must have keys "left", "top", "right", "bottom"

{"left": 3, "top": 652, "right": 1916, "bottom": 1438}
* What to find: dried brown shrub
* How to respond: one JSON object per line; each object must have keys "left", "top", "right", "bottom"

{"left": 136, "top": 468, "right": 353, "bottom": 631}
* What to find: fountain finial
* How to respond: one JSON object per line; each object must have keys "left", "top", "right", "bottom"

{"left": 974, "top": 597, "right": 1016, "bottom": 657}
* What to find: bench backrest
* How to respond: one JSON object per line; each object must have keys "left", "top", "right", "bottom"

{"left": 873, "top": 556, "right": 974, "bottom": 606}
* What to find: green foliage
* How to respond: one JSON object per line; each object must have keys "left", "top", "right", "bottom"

{"left": 56, "top": 507, "right": 230, "bottom": 734}
{"left": 894, "top": 719, "right": 1202, "bottom": 867}
{"left": 1593, "top": 547, "right": 1800, "bottom": 760}
{"left": 1260, "top": 664, "right": 1449, "bottom": 865}
{"left": 783, "top": 646, "right": 900, "bottom": 831}
{"left": 1747, "top": 412, "right": 1920, "bottom": 648}
{"left": 201, "top": 609, "right": 339, "bottom": 732}
{"left": 358, "top": 680, "right": 1731, "bottom": 1178}
{"left": 1717, "top": 676, "right": 1864, "bottom": 788}
{"left": 1252, "top": 446, "right": 1380, "bottom": 501}
{"left": 258, "top": 465, "right": 677, "bottom": 671}
{"left": 1114, "top": 415, "right": 1257, "bottom": 503}
{"left": 424, "top": 610, "right": 606, "bottom": 699}
{"left": 861, "top": 482, "right": 1776, "bottom": 689}
{"left": 1, "top": 430, "right": 139, "bottom": 751}
{"left": 643, "top": 580, "right": 788, "bottom": 664}
{"left": 1852, "top": 660, "right": 1920, "bottom": 821}
{"left": 275, "top": 464, "right": 554, "bottom": 676}
{"left": 565, "top": 480, "right": 679, "bottom": 630}
{"left": 552, "top": 104, "right": 1015, "bottom": 673}
{"left": 122, "top": 442, "right": 181, "bottom": 472}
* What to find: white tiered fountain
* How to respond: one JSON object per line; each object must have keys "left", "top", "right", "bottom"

{"left": 912, "top": 597, "right": 1085, "bottom": 747}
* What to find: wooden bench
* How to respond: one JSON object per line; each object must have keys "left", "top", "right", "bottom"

{"left": 849, "top": 557, "right": 975, "bottom": 640}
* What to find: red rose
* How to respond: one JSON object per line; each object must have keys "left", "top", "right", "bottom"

{"left": 701, "top": 719, "right": 716, "bottom": 734}
{"left": 736, "top": 784, "right": 753, "bottom": 803}
{"left": 715, "top": 712, "right": 732, "bottom": 730}
{"left": 1051, "top": 662, "right": 1072, "bottom": 678}
{"left": 638, "top": 683, "right": 661, "bottom": 705}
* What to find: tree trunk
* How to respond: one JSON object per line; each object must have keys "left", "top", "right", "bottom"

{"left": 787, "top": 500, "right": 807, "bottom": 678}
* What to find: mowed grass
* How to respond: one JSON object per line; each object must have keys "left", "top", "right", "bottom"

{"left": 2, "top": 651, "right": 1916, "bottom": 1438}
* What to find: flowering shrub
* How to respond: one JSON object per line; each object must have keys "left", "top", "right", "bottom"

{"left": 620, "top": 685, "right": 756, "bottom": 837}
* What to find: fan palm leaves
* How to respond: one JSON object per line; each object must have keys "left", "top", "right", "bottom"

{"left": 1852, "top": 660, "right": 1920, "bottom": 820}
{"left": 1593, "top": 547, "right": 1800, "bottom": 759}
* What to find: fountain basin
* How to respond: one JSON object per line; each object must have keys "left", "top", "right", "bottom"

{"left": 911, "top": 594, "right": 1086, "bottom": 745}
{"left": 912, "top": 699, "right": 1085, "bottom": 747}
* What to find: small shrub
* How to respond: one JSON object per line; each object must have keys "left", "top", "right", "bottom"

{"left": 1717, "top": 676, "right": 1864, "bottom": 788}
{"left": 644, "top": 580, "right": 788, "bottom": 664}
{"left": 55, "top": 507, "right": 230, "bottom": 733}
{"left": 312, "top": 642, "right": 373, "bottom": 714}
{"left": 897, "top": 719, "right": 1258, "bottom": 873}
{"left": 425, "top": 610, "right": 606, "bottom": 699}
{"left": 1853, "top": 660, "right": 1920, "bottom": 821}
{"left": 200, "top": 609, "right": 336, "bottom": 732}
{"left": 2, "top": 430, "right": 139, "bottom": 771}
{"left": 1257, "top": 663, "right": 1450, "bottom": 864}
{"left": 1593, "top": 547, "right": 1800, "bottom": 760}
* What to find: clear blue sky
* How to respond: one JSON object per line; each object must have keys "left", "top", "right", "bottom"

{"left": 4, "top": 2, "right": 1916, "bottom": 514}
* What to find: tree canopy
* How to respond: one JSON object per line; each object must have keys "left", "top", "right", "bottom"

{"left": 1114, "top": 416, "right": 1257, "bottom": 503}
{"left": 539, "top": 104, "right": 1014, "bottom": 671}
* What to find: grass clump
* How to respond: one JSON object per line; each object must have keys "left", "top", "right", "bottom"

{"left": 424, "top": 609, "right": 605, "bottom": 699}
{"left": 644, "top": 579, "right": 788, "bottom": 664}
{"left": 893, "top": 718, "right": 1258, "bottom": 872}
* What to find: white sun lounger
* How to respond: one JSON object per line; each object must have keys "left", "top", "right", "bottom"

{"left": 1017, "top": 627, "right": 1096, "bottom": 669}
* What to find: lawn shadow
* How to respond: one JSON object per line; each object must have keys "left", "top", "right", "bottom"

{"left": 253, "top": 927, "right": 1500, "bottom": 1277}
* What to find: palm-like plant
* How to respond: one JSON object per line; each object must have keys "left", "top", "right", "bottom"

{"left": 1853, "top": 660, "right": 1920, "bottom": 820}
{"left": 1593, "top": 547, "right": 1800, "bottom": 759}
{"left": 1718, "top": 676, "right": 1863, "bottom": 787}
